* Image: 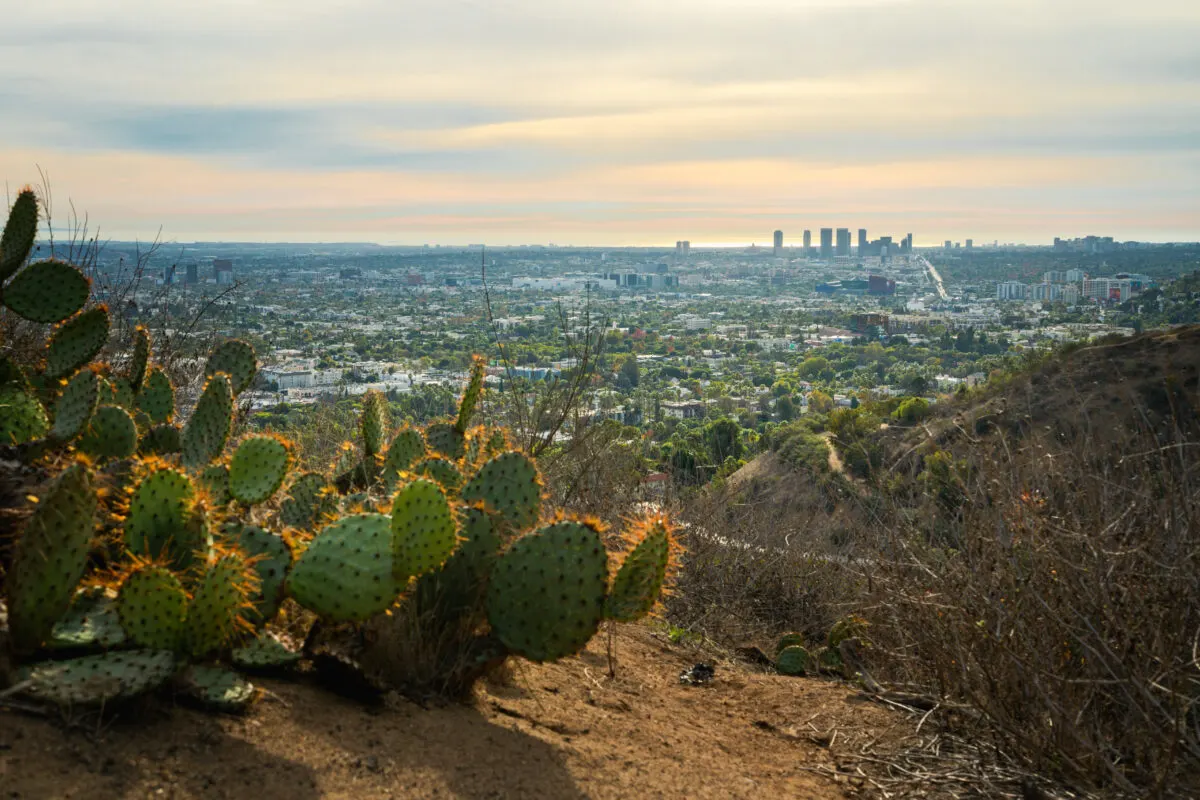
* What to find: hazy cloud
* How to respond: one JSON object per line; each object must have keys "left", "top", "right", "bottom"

{"left": 1, "top": 0, "right": 1198, "bottom": 242}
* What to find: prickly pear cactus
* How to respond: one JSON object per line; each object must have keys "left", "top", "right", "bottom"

{"left": 139, "top": 423, "right": 183, "bottom": 456}
{"left": 228, "top": 434, "right": 292, "bottom": 505}
{"left": 232, "top": 631, "right": 301, "bottom": 671}
{"left": 127, "top": 326, "right": 150, "bottom": 390}
{"left": 204, "top": 339, "right": 257, "bottom": 395}
{"left": 415, "top": 457, "right": 462, "bottom": 493}
{"left": 0, "top": 186, "right": 39, "bottom": 280}
{"left": 776, "top": 632, "right": 806, "bottom": 654}
{"left": 182, "top": 373, "right": 233, "bottom": 468}
{"left": 462, "top": 451, "right": 542, "bottom": 530}
{"left": 0, "top": 384, "right": 49, "bottom": 445}
{"left": 49, "top": 591, "right": 127, "bottom": 651}
{"left": 185, "top": 553, "right": 256, "bottom": 658}
{"left": 79, "top": 404, "right": 138, "bottom": 460}
{"left": 17, "top": 650, "right": 177, "bottom": 706}
{"left": 279, "top": 472, "right": 336, "bottom": 530}
{"left": 381, "top": 428, "right": 425, "bottom": 486}
{"left": 199, "top": 464, "right": 231, "bottom": 505}
{"left": 137, "top": 367, "right": 175, "bottom": 424}
{"left": 6, "top": 463, "right": 97, "bottom": 653}
{"left": 51, "top": 368, "right": 100, "bottom": 441}
{"left": 777, "top": 645, "right": 813, "bottom": 676}
{"left": 117, "top": 566, "right": 188, "bottom": 650}
{"left": 44, "top": 306, "right": 109, "bottom": 379}
{"left": 221, "top": 524, "right": 292, "bottom": 625}
{"left": 425, "top": 421, "right": 465, "bottom": 461}
{"left": 360, "top": 389, "right": 388, "bottom": 459}
{"left": 390, "top": 478, "right": 458, "bottom": 581}
{"left": 455, "top": 355, "right": 486, "bottom": 433}
{"left": 124, "top": 467, "right": 202, "bottom": 569}
{"left": 606, "top": 515, "right": 673, "bottom": 623}
{"left": 288, "top": 513, "right": 402, "bottom": 622}
{"left": 3, "top": 259, "right": 90, "bottom": 323}
{"left": 178, "top": 665, "right": 257, "bottom": 712}
{"left": 486, "top": 520, "right": 608, "bottom": 663}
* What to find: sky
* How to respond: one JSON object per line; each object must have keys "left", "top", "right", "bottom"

{"left": 3, "top": 0, "right": 1199, "bottom": 246}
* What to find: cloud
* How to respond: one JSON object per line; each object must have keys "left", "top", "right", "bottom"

{"left": 1, "top": 0, "right": 1198, "bottom": 242}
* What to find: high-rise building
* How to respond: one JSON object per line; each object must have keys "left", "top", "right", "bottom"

{"left": 819, "top": 228, "right": 833, "bottom": 259}
{"left": 213, "top": 258, "right": 233, "bottom": 285}
{"left": 944, "top": 241, "right": 952, "bottom": 252}
{"left": 904, "top": 233, "right": 913, "bottom": 254}
{"left": 773, "top": 230, "right": 783, "bottom": 257}
{"left": 857, "top": 229, "right": 868, "bottom": 254}
{"left": 803, "top": 229, "right": 812, "bottom": 256}
{"left": 965, "top": 239, "right": 974, "bottom": 250}
{"left": 835, "top": 228, "right": 851, "bottom": 257}
{"left": 996, "top": 281, "right": 1027, "bottom": 301}
{"left": 185, "top": 264, "right": 199, "bottom": 284}
{"left": 675, "top": 240, "right": 691, "bottom": 261}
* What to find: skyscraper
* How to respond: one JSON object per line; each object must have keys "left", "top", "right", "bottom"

{"left": 836, "top": 228, "right": 851, "bottom": 257}
{"left": 803, "top": 229, "right": 812, "bottom": 256}
{"left": 819, "top": 228, "right": 833, "bottom": 259}
{"left": 965, "top": 239, "right": 974, "bottom": 250}
{"left": 857, "top": 228, "right": 868, "bottom": 254}
{"left": 773, "top": 230, "right": 783, "bottom": 257}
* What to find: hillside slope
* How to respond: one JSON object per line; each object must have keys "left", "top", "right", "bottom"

{"left": 2, "top": 625, "right": 909, "bottom": 800}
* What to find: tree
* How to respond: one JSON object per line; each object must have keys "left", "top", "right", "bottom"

{"left": 776, "top": 394, "right": 796, "bottom": 420}
{"left": 808, "top": 390, "right": 833, "bottom": 414}
{"left": 617, "top": 355, "right": 640, "bottom": 388}
{"left": 893, "top": 397, "right": 931, "bottom": 425}
{"left": 704, "top": 417, "right": 742, "bottom": 464}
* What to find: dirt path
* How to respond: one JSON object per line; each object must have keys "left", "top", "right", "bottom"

{"left": 0, "top": 626, "right": 906, "bottom": 799}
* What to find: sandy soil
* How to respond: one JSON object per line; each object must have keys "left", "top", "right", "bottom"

{"left": 0, "top": 625, "right": 906, "bottom": 799}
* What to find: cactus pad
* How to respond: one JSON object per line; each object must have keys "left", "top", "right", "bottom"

{"left": 360, "top": 389, "right": 388, "bottom": 458}
{"left": 205, "top": 339, "right": 257, "bottom": 395}
{"left": 117, "top": 566, "right": 188, "bottom": 650}
{"left": 51, "top": 368, "right": 99, "bottom": 441}
{"left": 279, "top": 472, "right": 335, "bottom": 530}
{"left": 456, "top": 355, "right": 486, "bottom": 433}
{"left": 127, "top": 326, "right": 150, "bottom": 390}
{"left": 606, "top": 517, "right": 672, "bottom": 623}
{"left": 0, "top": 187, "right": 38, "bottom": 280}
{"left": 288, "top": 513, "right": 401, "bottom": 622}
{"left": 124, "top": 467, "right": 198, "bottom": 567}
{"left": 6, "top": 463, "right": 96, "bottom": 653}
{"left": 49, "top": 592, "right": 127, "bottom": 651}
{"left": 0, "top": 385, "right": 49, "bottom": 445}
{"left": 415, "top": 457, "right": 463, "bottom": 493}
{"left": 381, "top": 428, "right": 425, "bottom": 486}
{"left": 3, "top": 258, "right": 90, "bottom": 323}
{"left": 776, "top": 645, "right": 813, "bottom": 676}
{"left": 486, "top": 520, "right": 609, "bottom": 663}
{"left": 195, "top": 463, "right": 229, "bottom": 505}
{"left": 222, "top": 523, "right": 292, "bottom": 625}
{"left": 185, "top": 553, "right": 255, "bottom": 657}
{"left": 178, "top": 665, "right": 257, "bottom": 712}
{"left": 425, "top": 421, "right": 466, "bottom": 460}
{"left": 17, "top": 650, "right": 177, "bottom": 707}
{"left": 139, "top": 423, "right": 183, "bottom": 456}
{"left": 182, "top": 373, "right": 233, "bottom": 468}
{"left": 232, "top": 631, "right": 301, "bottom": 671}
{"left": 462, "top": 451, "right": 542, "bottom": 531}
{"left": 390, "top": 478, "right": 459, "bottom": 581}
{"left": 45, "top": 306, "right": 109, "bottom": 378}
{"left": 137, "top": 367, "right": 175, "bottom": 423}
{"left": 776, "top": 633, "right": 806, "bottom": 654}
{"left": 78, "top": 404, "right": 138, "bottom": 460}
{"left": 828, "top": 615, "right": 868, "bottom": 649}
{"left": 109, "top": 376, "right": 136, "bottom": 409}
{"left": 228, "top": 435, "right": 292, "bottom": 505}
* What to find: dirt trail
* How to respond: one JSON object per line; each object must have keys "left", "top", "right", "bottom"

{"left": 0, "top": 626, "right": 905, "bottom": 799}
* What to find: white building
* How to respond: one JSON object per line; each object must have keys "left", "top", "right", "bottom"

{"left": 996, "top": 281, "right": 1028, "bottom": 301}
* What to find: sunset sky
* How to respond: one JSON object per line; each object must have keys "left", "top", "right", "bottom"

{"left": 3, "top": 0, "right": 1199, "bottom": 245}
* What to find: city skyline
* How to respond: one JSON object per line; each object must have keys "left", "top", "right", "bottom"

{"left": 3, "top": 0, "right": 1199, "bottom": 244}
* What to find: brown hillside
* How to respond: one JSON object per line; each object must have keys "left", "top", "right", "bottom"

{"left": 886, "top": 324, "right": 1200, "bottom": 473}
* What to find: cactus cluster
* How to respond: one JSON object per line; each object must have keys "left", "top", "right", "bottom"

{"left": 772, "top": 616, "right": 869, "bottom": 678}
{"left": 0, "top": 189, "right": 679, "bottom": 713}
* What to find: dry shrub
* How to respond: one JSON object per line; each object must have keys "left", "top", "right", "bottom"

{"left": 667, "top": 464, "right": 860, "bottom": 645}
{"left": 866, "top": 417, "right": 1200, "bottom": 796}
